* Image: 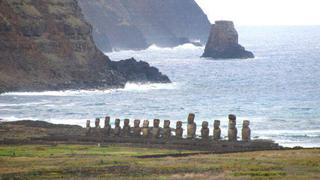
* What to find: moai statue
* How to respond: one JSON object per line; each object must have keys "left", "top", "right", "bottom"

{"left": 95, "top": 118, "right": 101, "bottom": 128}
{"left": 213, "top": 120, "right": 221, "bottom": 140}
{"left": 104, "top": 116, "right": 111, "bottom": 136}
{"left": 123, "top": 119, "right": 131, "bottom": 137}
{"left": 133, "top": 119, "right": 141, "bottom": 137}
{"left": 142, "top": 120, "right": 150, "bottom": 138}
{"left": 86, "top": 120, "right": 91, "bottom": 129}
{"left": 175, "top": 121, "right": 183, "bottom": 138}
{"left": 242, "top": 120, "right": 251, "bottom": 142}
{"left": 187, "top": 113, "right": 197, "bottom": 139}
{"left": 114, "top": 119, "right": 121, "bottom": 136}
{"left": 162, "top": 120, "right": 171, "bottom": 139}
{"left": 228, "top": 114, "right": 238, "bottom": 141}
{"left": 151, "top": 119, "right": 161, "bottom": 138}
{"left": 201, "top": 121, "right": 209, "bottom": 139}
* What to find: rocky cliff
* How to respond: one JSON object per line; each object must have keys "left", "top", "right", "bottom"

{"left": 78, "top": 0, "right": 211, "bottom": 51}
{"left": 0, "top": 0, "right": 170, "bottom": 93}
{"left": 202, "top": 21, "right": 254, "bottom": 59}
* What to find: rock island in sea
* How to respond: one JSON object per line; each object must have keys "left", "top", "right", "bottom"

{"left": 202, "top": 21, "right": 254, "bottom": 59}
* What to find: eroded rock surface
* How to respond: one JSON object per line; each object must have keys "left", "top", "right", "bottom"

{"left": 0, "top": 0, "right": 170, "bottom": 93}
{"left": 78, "top": 0, "right": 211, "bottom": 51}
{"left": 202, "top": 21, "right": 254, "bottom": 59}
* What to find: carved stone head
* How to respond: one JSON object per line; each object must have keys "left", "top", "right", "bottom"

{"left": 105, "top": 116, "right": 110, "bottom": 125}
{"left": 214, "top": 120, "right": 220, "bottom": 129}
{"left": 228, "top": 114, "right": 236, "bottom": 121}
{"left": 115, "top": 119, "right": 120, "bottom": 127}
{"left": 176, "top": 121, "right": 182, "bottom": 129}
{"left": 95, "top": 118, "right": 100, "bottom": 127}
{"left": 164, "top": 120, "right": 170, "bottom": 128}
{"left": 202, "top": 121, "right": 208, "bottom": 129}
{"left": 243, "top": 120, "right": 250, "bottom": 128}
{"left": 143, "top": 120, "right": 149, "bottom": 128}
{"left": 153, "top": 119, "right": 160, "bottom": 128}
{"left": 124, "top": 119, "right": 130, "bottom": 126}
{"left": 188, "top": 113, "right": 195, "bottom": 124}
{"left": 134, "top": 119, "right": 140, "bottom": 128}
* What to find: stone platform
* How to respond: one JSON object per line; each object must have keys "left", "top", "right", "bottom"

{"left": 0, "top": 113, "right": 282, "bottom": 152}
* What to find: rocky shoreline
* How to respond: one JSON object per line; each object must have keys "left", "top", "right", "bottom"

{"left": 0, "top": 0, "right": 170, "bottom": 94}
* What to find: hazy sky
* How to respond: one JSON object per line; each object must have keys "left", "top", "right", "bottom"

{"left": 195, "top": 0, "right": 320, "bottom": 25}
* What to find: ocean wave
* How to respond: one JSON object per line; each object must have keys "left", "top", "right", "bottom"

{"left": 254, "top": 129, "right": 320, "bottom": 138}
{"left": 0, "top": 102, "right": 48, "bottom": 107}
{"left": 0, "top": 82, "right": 176, "bottom": 97}
{"left": 122, "top": 82, "right": 177, "bottom": 92}
{"left": 147, "top": 43, "right": 203, "bottom": 51}
{"left": 2, "top": 90, "right": 109, "bottom": 97}
{"left": 106, "top": 43, "right": 203, "bottom": 57}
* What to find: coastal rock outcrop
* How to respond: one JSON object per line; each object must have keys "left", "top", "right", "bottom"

{"left": 111, "top": 58, "right": 170, "bottom": 83}
{"left": 202, "top": 21, "right": 254, "bottom": 59}
{"left": 78, "top": 0, "right": 211, "bottom": 51}
{"left": 0, "top": 0, "right": 170, "bottom": 93}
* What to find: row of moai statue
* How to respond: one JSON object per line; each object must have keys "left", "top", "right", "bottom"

{"left": 86, "top": 113, "right": 251, "bottom": 141}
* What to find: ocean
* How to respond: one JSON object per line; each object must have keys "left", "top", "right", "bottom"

{"left": 1, "top": 26, "right": 320, "bottom": 147}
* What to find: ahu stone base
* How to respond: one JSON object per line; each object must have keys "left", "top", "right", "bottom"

{"left": 32, "top": 134, "right": 282, "bottom": 152}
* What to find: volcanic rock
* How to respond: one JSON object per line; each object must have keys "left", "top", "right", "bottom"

{"left": 0, "top": 0, "right": 170, "bottom": 93}
{"left": 202, "top": 21, "right": 254, "bottom": 59}
{"left": 78, "top": 0, "right": 211, "bottom": 51}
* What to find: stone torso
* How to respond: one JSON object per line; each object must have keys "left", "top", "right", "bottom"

{"left": 104, "top": 125, "right": 111, "bottom": 135}
{"left": 201, "top": 121, "right": 209, "bottom": 139}
{"left": 152, "top": 119, "right": 161, "bottom": 138}
{"left": 114, "top": 119, "right": 121, "bottom": 136}
{"left": 114, "top": 126, "right": 121, "bottom": 136}
{"left": 242, "top": 120, "right": 251, "bottom": 141}
{"left": 228, "top": 114, "right": 237, "bottom": 141}
{"left": 175, "top": 121, "right": 183, "bottom": 138}
{"left": 213, "top": 128, "right": 221, "bottom": 140}
{"left": 142, "top": 120, "right": 150, "bottom": 138}
{"left": 187, "top": 113, "right": 197, "bottom": 139}
{"left": 187, "top": 124, "right": 196, "bottom": 138}
{"left": 162, "top": 120, "right": 171, "bottom": 139}
{"left": 133, "top": 120, "right": 141, "bottom": 137}
{"left": 213, "top": 120, "right": 221, "bottom": 140}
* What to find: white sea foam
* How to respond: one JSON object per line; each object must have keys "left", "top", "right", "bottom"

{"left": 147, "top": 43, "right": 203, "bottom": 51}
{"left": 0, "top": 102, "right": 47, "bottom": 107}
{"left": 0, "top": 88, "right": 121, "bottom": 97}
{"left": 122, "top": 82, "right": 177, "bottom": 92}
{"left": 0, "top": 82, "right": 176, "bottom": 97}
{"left": 106, "top": 43, "right": 203, "bottom": 58}
{"left": 255, "top": 129, "right": 320, "bottom": 137}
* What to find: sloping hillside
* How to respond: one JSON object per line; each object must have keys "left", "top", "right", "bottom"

{"left": 0, "top": 0, "right": 169, "bottom": 93}
{"left": 78, "top": 0, "right": 211, "bottom": 51}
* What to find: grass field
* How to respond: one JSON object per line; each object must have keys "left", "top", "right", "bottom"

{"left": 0, "top": 144, "right": 319, "bottom": 179}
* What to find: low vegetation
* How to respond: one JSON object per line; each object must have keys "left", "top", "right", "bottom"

{"left": 0, "top": 144, "right": 319, "bottom": 179}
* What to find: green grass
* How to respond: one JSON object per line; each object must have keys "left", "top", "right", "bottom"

{"left": 0, "top": 145, "right": 319, "bottom": 179}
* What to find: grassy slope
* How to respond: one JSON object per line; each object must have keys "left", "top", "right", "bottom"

{"left": 0, "top": 145, "right": 319, "bottom": 179}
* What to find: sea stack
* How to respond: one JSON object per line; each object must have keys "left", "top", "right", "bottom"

{"left": 202, "top": 21, "right": 254, "bottom": 59}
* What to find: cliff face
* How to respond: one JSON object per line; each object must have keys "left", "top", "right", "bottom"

{"left": 0, "top": 0, "right": 169, "bottom": 93}
{"left": 78, "top": 0, "right": 211, "bottom": 51}
{"left": 202, "top": 21, "right": 254, "bottom": 59}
